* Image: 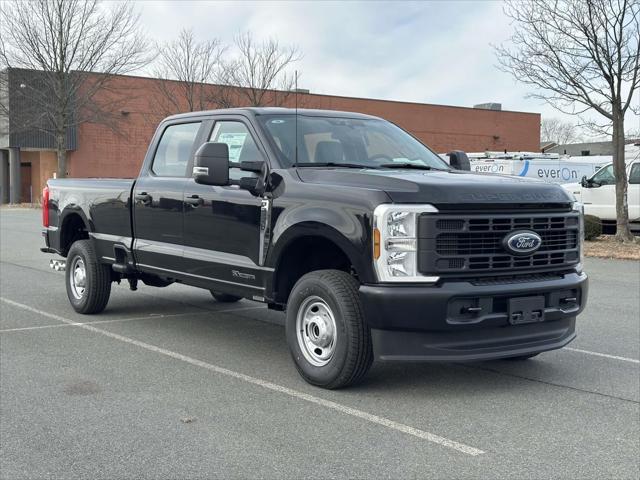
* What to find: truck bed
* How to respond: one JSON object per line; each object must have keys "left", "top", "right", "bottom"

{"left": 45, "top": 178, "right": 136, "bottom": 259}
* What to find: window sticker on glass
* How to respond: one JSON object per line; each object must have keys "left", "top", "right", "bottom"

{"left": 218, "top": 132, "right": 247, "bottom": 162}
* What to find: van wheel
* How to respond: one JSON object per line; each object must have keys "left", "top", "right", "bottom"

{"left": 286, "top": 270, "right": 373, "bottom": 389}
{"left": 210, "top": 291, "right": 242, "bottom": 303}
{"left": 65, "top": 240, "right": 112, "bottom": 314}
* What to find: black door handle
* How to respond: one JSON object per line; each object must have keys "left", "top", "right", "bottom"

{"left": 185, "top": 194, "right": 203, "bottom": 207}
{"left": 135, "top": 192, "right": 151, "bottom": 203}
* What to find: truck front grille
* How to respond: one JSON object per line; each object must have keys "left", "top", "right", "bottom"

{"left": 418, "top": 212, "right": 580, "bottom": 276}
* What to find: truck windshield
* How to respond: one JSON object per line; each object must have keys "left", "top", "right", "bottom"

{"left": 257, "top": 114, "right": 450, "bottom": 170}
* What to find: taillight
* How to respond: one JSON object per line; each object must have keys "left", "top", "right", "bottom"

{"left": 42, "top": 186, "right": 50, "bottom": 227}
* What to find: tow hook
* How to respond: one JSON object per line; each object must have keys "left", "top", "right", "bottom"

{"left": 127, "top": 278, "right": 138, "bottom": 291}
{"left": 49, "top": 259, "right": 66, "bottom": 272}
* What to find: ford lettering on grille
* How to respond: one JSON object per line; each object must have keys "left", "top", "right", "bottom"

{"left": 503, "top": 231, "right": 542, "bottom": 256}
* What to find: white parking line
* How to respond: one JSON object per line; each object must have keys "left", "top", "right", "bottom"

{"left": 0, "top": 305, "right": 266, "bottom": 333}
{"left": 0, "top": 297, "right": 484, "bottom": 456}
{"left": 564, "top": 347, "right": 640, "bottom": 364}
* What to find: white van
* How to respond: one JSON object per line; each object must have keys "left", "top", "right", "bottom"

{"left": 563, "top": 156, "right": 640, "bottom": 231}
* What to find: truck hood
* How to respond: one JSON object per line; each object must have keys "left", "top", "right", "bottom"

{"left": 562, "top": 183, "right": 582, "bottom": 200}
{"left": 297, "top": 168, "right": 574, "bottom": 206}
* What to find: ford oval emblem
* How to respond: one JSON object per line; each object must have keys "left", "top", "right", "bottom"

{"left": 503, "top": 230, "right": 542, "bottom": 256}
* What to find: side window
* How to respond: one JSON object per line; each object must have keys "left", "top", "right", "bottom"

{"left": 629, "top": 164, "right": 640, "bottom": 185}
{"left": 152, "top": 122, "right": 201, "bottom": 177}
{"left": 210, "top": 121, "right": 264, "bottom": 181}
{"left": 591, "top": 164, "right": 615, "bottom": 185}
{"left": 210, "top": 121, "right": 264, "bottom": 163}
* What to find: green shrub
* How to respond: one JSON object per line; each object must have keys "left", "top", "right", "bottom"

{"left": 584, "top": 214, "right": 602, "bottom": 240}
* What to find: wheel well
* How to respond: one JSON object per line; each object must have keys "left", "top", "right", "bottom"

{"left": 273, "top": 236, "right": 355, "bottom": 304}
{"left": 60, "top": 213, "right": 89, "bottom": 256}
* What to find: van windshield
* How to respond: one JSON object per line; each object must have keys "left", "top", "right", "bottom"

{"left": 257, "top": 114, "right": 450, "bottom": 170}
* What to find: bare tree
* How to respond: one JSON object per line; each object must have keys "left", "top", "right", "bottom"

{"left": 495, "top": 0, "right": 640, "bottom": 242}
{"left": 0, "top": 0, "right": 150, "bottom": 178}
{"left": 541, "top": 117, "right": 580, "bottom": 143}
{"left": 218, "top": 32, "right": 301, "bottom": 107}
{"left": 151, "top": 28, "right": 225, "bottom": 117}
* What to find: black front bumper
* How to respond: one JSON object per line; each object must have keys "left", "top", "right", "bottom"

{"left": 359, "top": 271, "right": 588, "bottom": 361}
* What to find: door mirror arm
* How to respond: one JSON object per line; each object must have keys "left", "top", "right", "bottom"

{"left": 237, "top": 176, "right": 264, "bottom": 196}
{"left": 233, "top": 161, "right": 266, "bottom": 173}
{"left": 233, "top": 160, "right": 269, "bottom": 196}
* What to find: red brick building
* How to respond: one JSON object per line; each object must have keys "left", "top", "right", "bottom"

{"left": 1, "top": 71, "right": 541, "bottom": 203}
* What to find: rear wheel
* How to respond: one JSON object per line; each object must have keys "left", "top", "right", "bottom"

{"left": 65, "top": 240, "right": 112, "bottom": 314}
{"left": 210, "top": 291, "right": 242, "bottom": 303}
{"left": 286, "top": 270, "right": 373, "bottom": 389}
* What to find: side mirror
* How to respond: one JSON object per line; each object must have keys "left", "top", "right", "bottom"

{"left": 580, "top": 175, "right": 589, "bottom": 188}
{"left": 193, "top": 142, "right": 229, "bottom": 186}
{"left": 447, "top": 150, "right": 471, "bottom": 171}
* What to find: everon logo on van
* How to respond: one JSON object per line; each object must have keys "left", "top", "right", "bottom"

{"left": 536, "top": 167, "right": 579, "bottom": 181}
{"left": 503, "top": 231, "right": 542, "bottom": 256}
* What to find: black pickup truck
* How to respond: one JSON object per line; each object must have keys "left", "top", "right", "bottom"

{"left": 42, "top": 108, "right": 588, "bottom": 388}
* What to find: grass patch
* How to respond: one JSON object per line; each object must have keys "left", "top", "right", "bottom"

{"left": 585, "top": 235, "right": 640, "bottom": 261}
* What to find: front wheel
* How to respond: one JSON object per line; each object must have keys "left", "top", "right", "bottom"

{"left": 65, "top": 240, "right": 112, "bottom": 314}
{"left": 286, "top": 270, "right": 373, "bottom": 389}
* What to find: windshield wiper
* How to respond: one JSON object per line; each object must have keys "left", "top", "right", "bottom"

{"left": 294, "top": 162, "right": 378, "bottom": 169}
{"left": 378, "top": 163, "right": 440, "bottom": 170}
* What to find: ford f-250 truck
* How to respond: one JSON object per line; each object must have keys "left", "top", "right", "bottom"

{"left": 42, "top": 108, "right": 588, "bottom": 389}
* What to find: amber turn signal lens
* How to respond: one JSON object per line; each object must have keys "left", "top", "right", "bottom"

{"left": 373, "top": 227, "right": 381, "bottom": 259}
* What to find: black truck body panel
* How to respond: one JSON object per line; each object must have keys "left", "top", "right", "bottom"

{"left": 44, "top": 178, "right": 135, "bottom": 260}
{"left": 296, "top": 167, "right": 573, "bottom": 206}
{"left": 42, "top": 107, "right": 588, "bottom": 362}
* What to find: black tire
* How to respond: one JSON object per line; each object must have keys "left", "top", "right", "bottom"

{"left": 65, "top": 240, "right": 112, "bottom": 314}
{"left": 506, "top": 353, "right": 540, "bottom": 361}
{"left": 286, "top": 270, "right": 373, "bottom": 389}
{"left": 210, "top": 291, "right": 242, "bottom": 303}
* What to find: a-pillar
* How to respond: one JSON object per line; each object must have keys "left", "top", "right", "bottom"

{"left": 9, "top": 147, "right": 21, "bottom": 204}
{"left": 0, "top": 149, "right": 9, "bottom": 204}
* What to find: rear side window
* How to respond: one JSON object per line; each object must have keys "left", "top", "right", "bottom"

{"left": 152, "top": 122, "right": 201, "bottom": 177}
{"left": 629, "top": 164, "right": 640, "bottom": 185}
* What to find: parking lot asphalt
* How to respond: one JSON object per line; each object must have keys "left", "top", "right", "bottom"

{"left": 1, "top": 208, "right": 639, "bottom": 479}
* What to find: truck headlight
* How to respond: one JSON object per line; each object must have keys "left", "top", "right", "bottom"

{"left": 573, "top": 201, "right": 585, "bottom": 270}
{"left": 372, "top": 204, "right": 439, "bottom": 283}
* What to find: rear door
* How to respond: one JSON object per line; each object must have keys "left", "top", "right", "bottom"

{"left": 181, "top": 116, "right": 268, "bottom": 297}
{"left": 133, "top": 120, "right": 203, "bottom": 273}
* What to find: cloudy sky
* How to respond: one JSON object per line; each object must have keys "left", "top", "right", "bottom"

{"left": 138, "top": 1, "right": 638, "bottom": 133}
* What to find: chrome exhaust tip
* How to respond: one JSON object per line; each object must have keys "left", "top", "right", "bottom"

{"left": 50, "top": 259, "right": 66, "bottom": 272}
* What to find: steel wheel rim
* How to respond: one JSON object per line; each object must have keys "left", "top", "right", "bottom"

{"left": 69, "top": 256, "right": 87, "bottom": 300}
{"left": 296, "top": 295, "right": 337, "bottom": 367}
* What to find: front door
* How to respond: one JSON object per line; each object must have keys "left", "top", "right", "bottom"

{"left": 581, "top": 163, "right": 616, "bottom": 220}
{"left": 182, "top": 118, "right": 268, "bottom": 297}
{"left": 133, "top": 121, "right": 202, "bottom": 272}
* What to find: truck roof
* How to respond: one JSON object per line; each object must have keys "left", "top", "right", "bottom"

{"left": 165, "top": 107, "right": 381, "bottom": 121}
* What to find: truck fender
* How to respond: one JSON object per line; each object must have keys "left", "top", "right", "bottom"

{"left": 267, "top": 220, "right": 374, "bottom": 285}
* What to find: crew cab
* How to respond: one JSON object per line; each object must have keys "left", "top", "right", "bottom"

{"left": 42, "top": 108, "right": 588, "bottom": 389}
{"left": 563, "top": 158, "right": 640, "bottom": 231}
